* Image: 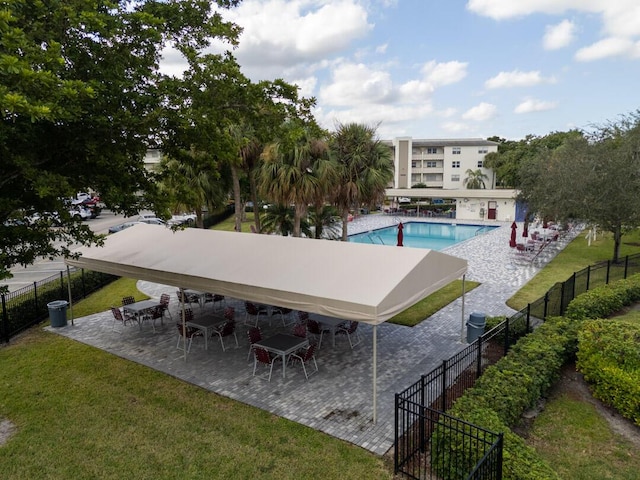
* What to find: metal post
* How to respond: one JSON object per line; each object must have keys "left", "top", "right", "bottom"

{"left": 526, "top": 304, "right": 531, "bottom": 332}
{"left": 460, "top": 274, "right": 466, "bottom": 343}
{"left": 586, "top": 265, "right": 591, "bottom": 291}
{"left": 624, "top": 255, "right": 629, "bottom": 279}
{"left": 441, "top": 359, "right": 447, "bottom": 412}
{"left": 476, "top": 335, "right": 483, "bottom": 378}
{"left": 66, "top": 266, "right": 74, "bottom": 326}
{"left": 543, "top": 292, "right": 549, "bottom": 319}
{"left": 373, "top": 324, "right": 378, "bottom": 424}
{"left": 419, "top": 375, "right": 425, "bottom": 453}
{"left": 606, "top": 260, "right": 611, "bottom": 285}
{"left": 1, "top": 293, "right": 8, "bottom": 343}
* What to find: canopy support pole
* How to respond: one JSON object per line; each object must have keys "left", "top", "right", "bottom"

{"left": 372, "top": 324, "right": 377, "bottom": 424}
{"left": 66, "top": 266, "right": 74, "bottom": 326}
{"left": 180, "top": 287, "right": 187, "bottom": 361}
{"left": 460, "top": 274, "right": 466, "bottom": 342}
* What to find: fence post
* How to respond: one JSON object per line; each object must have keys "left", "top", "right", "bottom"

{"left": 586, "top": 265, "right": 591, "bottom": 291}
{"left": 571, "top": 273, "right": 576, "bottom": 300}
{"left": 420, "top": 375, "right": 426, "bottom": 453}
{"left": 394, "top": 393, "right": 399, "bottom": 473}
{"left": 59, "top": 271, "right": 64, "bottom": 298}
{"left": 1, "top": 293, "right": 8, "bottom": 343}
{"left": 503, "top": 317, "right": 510, "bottom": 355}
{"left": 624, "top": 255, "right": 629, "bottom": 279}
{"left": 559, "top": 282, "right": 566, "bottom": 315}
{"left": 543, "top": 292, "right": 549, "bottom": 319}
{"left": 476, "top": 335, "right": 483, "bottom": 378}
{"left": 441, "top": 359, "right": 448, "bottom": 412}
{"left": 526, "top": 304, "right": 531, "bottom": 332}
{"left": 606, "top": 260, "right": 611, "bottom": 285}
{"left": 33, "top": 281, "right": 39, "bottom": 314}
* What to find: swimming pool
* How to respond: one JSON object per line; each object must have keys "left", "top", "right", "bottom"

{"left": 349, "top": 222, "right": 497, "bottom": 250}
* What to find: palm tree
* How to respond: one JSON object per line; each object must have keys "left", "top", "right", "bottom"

{"left": 258, "top": 127, "right": 333, "bottom": 237}
{"left": 330, "top": 122, "right": 394, "bottom": 241}
{"left": 261, "top": 204, "right": 312, "bottom": 237}
{"left": 463, "top": 169, "right": 488, "bottom": 189}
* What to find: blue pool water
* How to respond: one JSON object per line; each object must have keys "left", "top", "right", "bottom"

{"left": 349, "top": 222, "right": 497, "bottom": 250}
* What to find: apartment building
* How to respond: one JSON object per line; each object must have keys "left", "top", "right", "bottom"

{"left": 387, "top": 137, "right": 499, "bottom": 189}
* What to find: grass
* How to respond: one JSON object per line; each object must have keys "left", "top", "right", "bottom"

{"left": 0, "top": 281, "right": 393, "bottom": 480}
{"left": 68, "top": 277, "right": 147, "bottom": 319}
{"left": 507, "top": 228, "right": 640, "bottom": 311}
{"left": 527, "top": 304, "right": 640, "bottom": 480}
{"left": 389, "top": 280, "right": 480, "bottom": 327}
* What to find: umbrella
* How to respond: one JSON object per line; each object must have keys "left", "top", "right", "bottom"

{"left": 509, "top": 221, "right": 517, "bottom": 248}
{"left": 397, "top": 222, "right": 404, "bottom": 247}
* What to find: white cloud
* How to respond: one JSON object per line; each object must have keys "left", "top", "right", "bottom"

{"left": 514, "top": 98, "right": 558, "bottom": 113}
{"left": 442, "top": 121, "right": 470, "bottom": 133}
{"left": 376, "top": 43, "right": 388, "bottom": 54}
{"left": 543, "top": 19, "right": 576, "bottom": 50}
{"left": 225, "top": 0, "right": 372, "bottom": 70}
{"left": 290, "top": 76, "right": 318, "bottom": 99}
{"left": 462, "top": 102, "right": 497, "bottom": 121}
{"left": 575, "top": 37, "right": 636, "bottom": 61}
{"left": 485, "top": 70, "right": 555, "bottom": 89}
{"left": 319, "top": 62, "right": 396, "bottom": 106}
{"left": 421, "top": 60, "right": 468, "bottom": 87}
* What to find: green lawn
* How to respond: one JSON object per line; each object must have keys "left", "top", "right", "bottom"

{"left": 507, "top": 228, "right": 640, "bottom": 310}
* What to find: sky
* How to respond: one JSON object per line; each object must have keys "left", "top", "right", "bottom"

{"left": 161, "top": 0, "right": 640, "bottom": 141}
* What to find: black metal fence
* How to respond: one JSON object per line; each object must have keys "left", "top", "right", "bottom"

{"left": 395, "top": 400, "right": 503, "bottom": 480}
{"left": 394, "top": 251, "right": 640, "bottom": 479}
{"left": 1, "top": 269, "right": 118, "bottom": 343}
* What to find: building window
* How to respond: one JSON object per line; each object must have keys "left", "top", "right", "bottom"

{"left": 452, "top": 147, "right": 461, "bottom": 155}
{"left": 412, "top": 160, "right": 420, "bottom": 168}
{"left": 411, "top": 173, "right": 421, "bottom": 183}
{"left": 477, "top": 160, "right": 484, "bottom": 168}
{"left": 478, "top": 147, "right": 488, "bottom": 154}
{"left": 427, "top": 147, "right": 438, "bottom": 154}
{"left": 426, "top": 161, "right": 437, "bottom": 168}
{"left": 452, "top": 161, "right": 460, "bottom": 168}
{"left": 425, "top": 174, "right": 441, "bottom": 182}
{"left": 451, "top": 174, "right": 460, "bottom": 182}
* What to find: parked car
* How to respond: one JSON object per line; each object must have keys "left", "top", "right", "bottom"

{"left": 167, "top": 213, "right": 196, "bottom": 226}
{"left": 398, "top": 197, "right": 411, "bottom": 203}
{"left": 69, "top": 206, "right": 93, "bottom": 220}
{"left": 137, "top": 217, "right": 166, "bottom": 226}
{"left": 108, "top": 221, "right": 142, "bottom": 234}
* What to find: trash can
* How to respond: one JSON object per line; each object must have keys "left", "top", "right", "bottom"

{"left": 47, "top": 300, "right": 69, "bottom": 328}
{"left": 466, "top": 312, "right": 486, "bottom": 343}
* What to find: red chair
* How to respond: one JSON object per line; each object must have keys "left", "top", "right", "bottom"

{"left": 306, "top": 319, "right": 325, "bottom": 349}
{"left": 175, "top": 308, "right": 200, "bottom": 352}
{"left": 212, "top": 315, "right": 238, "bottom": 352}
{"left": 292, "top": 323, "right": 307, "bottom": 339}
{"left": 252, "top": 347, "right": 280, "bottom": 382}
{"left": 159, "top": 293, "right": 172, "bottom": 320}
{"left": 110, "top": 306, "right": 137, "bottom": 332}
{"left": 121, "top": 296, "right": 135, "bottom": 306}
{"left": 336, "top": 321, "right": 361, "bottom": 349}
{"left": 204, "top": 293, "right": 226, "bottom": 311}
{"left": 289, "top": 343, "right": 318, "bottom": 380}
{"left": 142, "top": 305, "right": 164, "bottom": 333}
{"left": 244, "top": 301, "right": 268, "bottom": 327}
{"left": 271, "top": 306, "right": 293, "bottom": 326}
{"left": 246, "top": 326, "right": 262, "bottom": 360}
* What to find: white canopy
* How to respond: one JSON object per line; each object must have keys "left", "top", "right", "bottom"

{"left": 66, "top": 224, "right": 467, "bottom": 325}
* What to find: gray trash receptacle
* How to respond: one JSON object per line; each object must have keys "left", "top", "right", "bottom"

{"left": 47, "top": 300, "right": 69, "bottom": 328}
{"left": 466, "top": 312, "right": 486, "bottom": 343}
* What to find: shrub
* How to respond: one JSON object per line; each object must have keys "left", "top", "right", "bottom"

{"left": 565, "top": 273, "right": 640, "bottom": 320}
{"left": 576, "top": 319, "right": 640, "bottom": 426}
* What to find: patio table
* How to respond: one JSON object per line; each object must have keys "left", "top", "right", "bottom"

{"left": 123, "top": 299, "right": 161, "bottom": 329}
{"left": 183, "top": 289, "right": 207, "bottom": 309}
{"left": 187, "top": 315, "right": 225, "bottom": 350}
{"left": 253, "top": 333, "right": 309, "bottom": 378}
{"left": 314, "top": 315, "right": 347, "bottom": 347}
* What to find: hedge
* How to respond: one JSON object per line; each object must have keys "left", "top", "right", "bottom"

{"left": 432, "top": 273, "right": 640, "bottom": 479}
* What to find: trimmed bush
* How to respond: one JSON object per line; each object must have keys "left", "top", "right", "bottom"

{"left": 577, "top": 319, "right": 640, "bottom": 426}
{"left": 565, "top": 273, "right": 640, "bottom": 320}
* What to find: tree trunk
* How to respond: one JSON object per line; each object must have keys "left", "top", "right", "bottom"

{"left": 230, "top": 164, "right": 242, "bottom": 232}
{"left": 612, "top": 223, "right": 622, "bottom": 264}
{"left": 195, "top": 206, "right": 204, "bottom": 229}
{"left": 341, "top": 208, "right": 349, "bottom": 242}
{"left": 314, "top": 201, "right": 323, "bottom": 239}
{"left": 249, "top": 168, "right": 261, "bottom": 234}
{"left": 293, "top": 204, "right": 305, "bottom": 237}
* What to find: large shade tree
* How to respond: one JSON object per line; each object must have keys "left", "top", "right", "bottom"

{"left": 519, "top": 112, "right": 640, "bottom": 262}
{"left": 0, "top": 0, "right": 241, "bottom": 286}
{"left": 330, "top": 123, "right": 394, "bottom": 241}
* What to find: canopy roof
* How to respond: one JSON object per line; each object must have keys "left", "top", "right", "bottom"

{"left": 66, "top": 224, "right": 467, "bottom": 325}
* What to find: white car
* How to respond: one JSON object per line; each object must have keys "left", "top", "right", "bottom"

{"left": 398, "top": 197, "right": 411, "bottom": 203}
{"left": 168, "top": 213, "right": 196, "bottom": 226}
{"left": 69, "top": 206, "right": 92, "bottom": 220}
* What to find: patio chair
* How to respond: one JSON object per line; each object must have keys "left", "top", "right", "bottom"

{"left": 212, "top": 315, "right": 238, "bottom": 352}
{"left": 252, "top": 347, "right": 280, "bottom": 382}
{"left": 292, "top": 322, "right": 307, "bottom": 339}
{"left": 121, "top": 295, "right": 135, "bottom": 306}
{"left": 159, "top": 293, "right": 172, "bottom": 320}
{"left": 204, "top": 293, "right": 226, "bottom": 311}
{"left": 288, "top": 343, "right": 318, "bottom": 380}
{"left": 141, "top": 305, "right": 164, "bottom": 333}
{"left": 110, "top": 306, "right": 137, "bottom": 332}
{"left": 271, "top": 306, "right": 293, "bottom": 326}
{"left": 335, "top": 320, "right": 362, "bottom": 349}
{"left": 176, "top": 290, "right": 198, "bottom": 309}
{"left": 297, "top": 311, "right": 309, "bottom": 324}
{"left": 306, "top": 319, "right": 325, "bottom": 349}
{"left": 244, "top": 301, "right": 268, "bottom": 327}
{"left": 246, "top": 326, "right": 262, "bottom": 360}
{"left": 175, "top": 309, "right": 201, "bottom": 353}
